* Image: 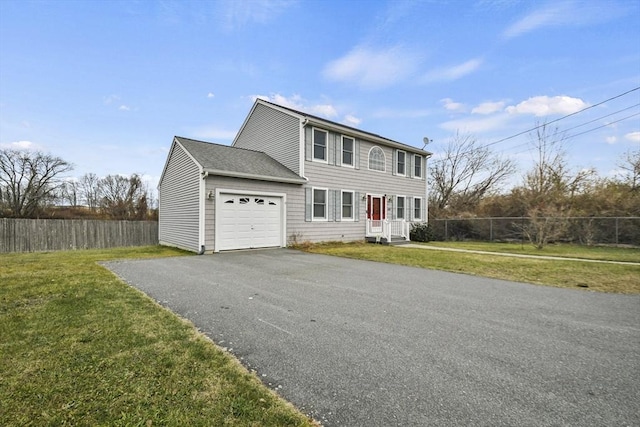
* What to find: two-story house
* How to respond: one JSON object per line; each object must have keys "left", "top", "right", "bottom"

{"left": 158, "top": 99, "right": 431, "bottom": 253}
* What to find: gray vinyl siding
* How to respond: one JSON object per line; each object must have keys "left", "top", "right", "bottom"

{"left": 203, "top": 176, "right": 304, "bottom": 251}
{"left": 297, "top": 134, "right": 427, "bottom": 243}
{"left": 233, "top": 103, "right": 301, "bottom": 174}
{"left": 158, "top": 143, "right": 201, "bottom": 252}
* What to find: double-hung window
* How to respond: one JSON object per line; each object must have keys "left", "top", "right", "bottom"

{"left": 413, "top": 197, "right": 422, "bottom": 220}
{"left": 313, "top": 188, "right": 327, "bottom": 220}
{"left": 313, "top": 129, "right": 327, "bottom": 162}
{"left": 414, "top": 154, "right": 422, "bottom": 178}
{"left": 396, "top": 196, "right": 405, "bottom": 219}
{"left": 341, "top": 190, "right": 354, "bottom": 220}
{"left": 342, "top": 136, "right": 354, "bottom": 167}
{"left": 396, "top": 150, "right": 406, "bottom": 176}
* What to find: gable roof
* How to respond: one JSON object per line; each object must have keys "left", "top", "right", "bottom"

{"left": 253, "top": 99, "right": 432, "bottom": 156}
{"left": 175, "top": 136, "right": 306, "bottom": 184}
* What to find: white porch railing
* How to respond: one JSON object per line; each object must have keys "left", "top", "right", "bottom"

{"left": 366, "top": 219, "right": 410, "bottom": 242}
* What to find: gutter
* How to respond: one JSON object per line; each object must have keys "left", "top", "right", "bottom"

{"left": 203, "top": 168, "right": 307, "bottom": 184}
{"left": 303, "top": 117, "right": 432, "bottom": 156}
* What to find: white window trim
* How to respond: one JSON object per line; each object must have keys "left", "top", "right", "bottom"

{"left": 368, "top": 146, "right": 386, "bottom": 172}
{"left": 312, "top": 187, "right": 328, "bottom": 221}
{"left": 396, "top": 150, "right": 406, "bottom": 176}
{"left": 312, "top": 128, "right": 328, "bottom": 163}
{"left": 413, "top": 196, "right": 422, "bottom": 221}
{"left": 396, "top": 195, "right": 406, "bottom": 220}
{"left": 341, "top": 190, "right": 355, "bottom": 221}
{"left": 414, "top": 154, "right": 423, "bottom": 179}
{"left": 341, "top": 136, "right": 355, "bottom": 168}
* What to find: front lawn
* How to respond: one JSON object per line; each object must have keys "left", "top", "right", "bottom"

{"left": 0, "top": 246, "right": 315, "bottom": 426}
{"left": 303, "top": 242, "right": 640, "bottom": 294}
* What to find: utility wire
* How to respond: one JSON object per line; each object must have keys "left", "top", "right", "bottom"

{"left": 506, "top": 111, "right": 640, "bottom": 156}
{"left": 563, "top": 111, "right": 640, "bottom": 141}
{"left": 561, "top": 103, "right": 640, "bottom": 133}
{"left": 482, "top": 86, "right": 640, "bottom": 149}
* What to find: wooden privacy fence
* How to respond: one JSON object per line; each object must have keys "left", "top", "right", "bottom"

{"left": 0, "top": 218, "right": 159, "bottom": 253}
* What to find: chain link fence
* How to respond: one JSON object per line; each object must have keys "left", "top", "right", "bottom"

{"left": 430, "top": 217, "right": 640, "bottom": 246}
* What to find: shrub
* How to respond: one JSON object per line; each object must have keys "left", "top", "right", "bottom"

{"left": 410, "top": 222, "right": 434, "bottom": 242}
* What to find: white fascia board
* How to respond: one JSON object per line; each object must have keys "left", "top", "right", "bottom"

{"left": 304, "top": 117, "right": 432, "bottom": 156}
{"left": 203, "top": 168, "right": 307, "bottom": 184}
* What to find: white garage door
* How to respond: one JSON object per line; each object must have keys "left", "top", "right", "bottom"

{"left": 217, "top": 193, "right": 283, "bottom": 251}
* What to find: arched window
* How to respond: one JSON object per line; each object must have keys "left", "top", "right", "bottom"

{"left": 368, "top": 146, "right": 386, "bottom": 171}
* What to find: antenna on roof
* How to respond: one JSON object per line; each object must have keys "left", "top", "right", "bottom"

{"left": 422, "top": 137, "right": 431, "bottom": 150}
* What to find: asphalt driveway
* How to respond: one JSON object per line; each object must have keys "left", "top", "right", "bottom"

{"left": 104, "top": 249, "right": 640, "bottom": 426}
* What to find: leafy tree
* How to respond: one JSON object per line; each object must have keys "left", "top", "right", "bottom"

{"left": 0, "top": 149, "right": 73, "bottom": 217}
{"left": 429, "top": 131, "right": 516, "bottom": 217}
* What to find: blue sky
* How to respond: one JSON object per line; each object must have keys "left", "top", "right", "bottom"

{"left": 1, "top": 0, "right": 639, "bottom": 194}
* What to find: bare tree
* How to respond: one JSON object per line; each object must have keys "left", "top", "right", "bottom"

{"left": 617, "top": 149, "right": 640, "bottom": 190}
{"left": 78, "top": 173, "right": 102, "bottom": 209}
{"left": 429, "top": 131, "right": 516, "bottom": 215}
{"left": 0, "top": 149, "right": 73, "bottom": 217}
{"left": 517, "top": 123, "right": 595, "bottom": 248}
{"left": 99, "top": 174, "right": 149, "bottom": 219}
{"left": 61, "top": 179, "right": 80, "bottom": 206}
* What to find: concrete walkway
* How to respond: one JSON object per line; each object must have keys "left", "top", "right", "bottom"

{"left": 402, "top": 244, "right": 640, "bottom": 266}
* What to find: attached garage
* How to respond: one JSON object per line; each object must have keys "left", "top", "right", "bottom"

{"left": 215, "top": 190, "right": 286, "bottom": 251}
{"left": 159, "top": 136, "right": 305, "bottom": 254}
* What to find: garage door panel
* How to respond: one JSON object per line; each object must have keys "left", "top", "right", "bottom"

{"left": 217, "top": 193, "right": 283, "bottom": 251}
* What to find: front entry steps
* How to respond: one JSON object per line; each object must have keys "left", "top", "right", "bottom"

{"left": 366, "top": 236, "right": 410, "bottom": 246}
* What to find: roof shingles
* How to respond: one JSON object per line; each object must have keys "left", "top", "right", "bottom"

{"left": 175, "top": 136, "right": 305, "bottom": 184}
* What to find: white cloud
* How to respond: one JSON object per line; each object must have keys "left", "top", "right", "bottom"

{"left": 343, "top": 115, "right": 362, "bottom": 127}
{"left": 251, "top": 93, "right": 338, "bottom": 119}
{"left": 207, "top": 92, "right": 215, "bottom": 98}
{"left": 0, "top": 140, "right": 44, "bottom": 151}
{"left": 503, "top": 3, "right": 571, "bottom": 38}
{"left": 323, "top": 45, "right": 420, "bottom": 89}
{"left": 605, "top": 136, "right": 617, "bottom": 145}
{"left": 472, "top": 101, "right": 506, "bottom": 115}
{"left": 625, "top": 131, "right": 640, "bottom": 142}
{"left": 220, "top": 0, "right": 296, "bottom": 30}
{"left": 440, "top": 98, "right": 466, "bottom": 112}
{"left": 119, "top": 105, "right": 131, "bottom": 111}
{"left": 506, "top": 95, "right": 587, "bottom": 116}
{"left": 502, "top": 1, "right": 626, "bottom": 39}
{"left": 422, "top": 58, "right": 482, "bottom": 83}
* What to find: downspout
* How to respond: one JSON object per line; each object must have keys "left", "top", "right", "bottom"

{"left": 199, "top": 171, "right": 209, "bottom": 255}
{"left": 300, "top": 118, "right": 309, "bottom": 179}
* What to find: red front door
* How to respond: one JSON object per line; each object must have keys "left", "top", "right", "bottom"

{"left": 367, "top": 195, "right": 385, "bottom": 220}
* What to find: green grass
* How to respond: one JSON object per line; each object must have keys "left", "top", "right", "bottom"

{"left": 423, "top": 241, "right": 640, "bottom": 263}
{"left": 0, "top": 246, "right": 316, "bottom": 427}
{"left": 303, "top": 242, "right": 640, "bottom": 294}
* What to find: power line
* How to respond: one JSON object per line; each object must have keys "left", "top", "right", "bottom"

{"left": 483, "top": 86, "right": 640, "bottom": 149}
{"left": 563, "top": 111, "right": 640, "bottom": 141}
{"left": 561, "top": 103, "right": 640, "bottom": 133}
{"left": 506, "top": 111, "right": 640, "bottom": 156}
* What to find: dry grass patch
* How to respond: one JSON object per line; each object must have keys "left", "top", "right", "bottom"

{"left": 0, "top": 246, "right": 316, "bottom": 427}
